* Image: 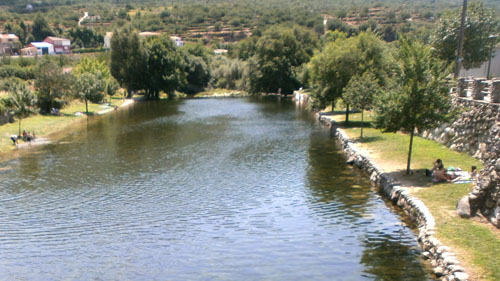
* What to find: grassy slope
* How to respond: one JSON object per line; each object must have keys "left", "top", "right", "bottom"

{"left": 327, "top": 106, "right": 500, "bottom": 281}
{"left": 0, "top": 97, "right": 124, "bottom": 158}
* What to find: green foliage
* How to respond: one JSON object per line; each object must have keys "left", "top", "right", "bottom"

{"left": 73, "top": 73, "right": 106, "bottom": 115}
{"left": 0, "top": 65, "right": 36, "bottom": 80}
{"left": 343, "top": 72, "right": 380, "bottom": 111}
{"left": 374, "top": 37, "right": 453, "bottom": 173}
{"left": 3, "top": 82, "right": 38, "bottom": 135}
{"left": 32, "top": 14, "right": 55, "bottom": 41}
{"left": 432, "top": 1, "right": 500, "bottom": 69}
{"left": 309, "top": 31, "right": 391, "bottom": 110}
{"left": 34, "top": 60, "right": 72, "bottom": 114}
{"left": 73, "top": 57, "right": 111, "bottom": 79}
{"left": 343, "top": 72, "right": 381, "bottom": 138}
{"left": 69, "top": 27, "right": 104, "bottom": 48}
{"left": 326, "top": 18, "right": 358, "bottom": 37}
{"left": 209, "top": 56, "right": 247, "bottom": 90}
{"left": 246, "top": 25, "right": 317, "bottom": 95}
{"left": 110, "top": 28, "right": 146, "bottom": 95}
{"left": 144, "top": 35, "right": 187, "bottom": 98}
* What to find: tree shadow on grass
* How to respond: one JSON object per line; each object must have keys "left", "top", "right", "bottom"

{"left": 355, "top": 136, "right": 383, "bottom": 143}
{"left": 382, "top": 169, "right": 436, "bottom": 188}
{"left": 320, "top": 110, "right": 346, "bottom": 116}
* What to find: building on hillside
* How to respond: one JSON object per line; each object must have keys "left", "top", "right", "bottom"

{"left": 104, "top": 32, "right": 113, "bottom": 49}
{"left": 214, "top": 49, "right": 228, "bottom": 55}
{"left": 43, "top": 36, "right": 71, "bottom": 54}
{"left": 27, "top": 42, "right": 55, "bottom": 55}
{"left": 0, "top": 34, "right": 20, "bottom": 55}
{"left": 139, "top": 32, "right": 162, "bottom": 37}
{"left": 169, "top": 36, "right": 184, "bottom": 47}
{"left": 20, "top": 46, "right": 37, "bottom": 56}
{"left": 460, "top": 46, "right": 500, "bottom": 78}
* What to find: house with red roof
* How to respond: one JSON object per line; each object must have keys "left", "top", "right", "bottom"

{"left": 43, "top": 36, "right": 71, "bottom": 54}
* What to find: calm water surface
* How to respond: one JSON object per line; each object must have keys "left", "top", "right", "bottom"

{"left": 0, "top": 97, "right": 433, "bottom": 280}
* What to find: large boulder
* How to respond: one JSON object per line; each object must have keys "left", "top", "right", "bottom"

{"left": 456, "top": 196, "right": 472, "bottom": 219}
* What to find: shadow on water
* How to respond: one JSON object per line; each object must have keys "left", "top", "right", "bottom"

{"left": 305, "top": 126, "right": 372, "bottom": 222}
{"left": 361, "top": 233, "right": 431, "bottom": 280}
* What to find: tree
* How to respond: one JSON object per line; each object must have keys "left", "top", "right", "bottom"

{"left": 143, "top": 35, "right": 186, "bottom": 99}
{"left": 34, "top": 60, "right": 72, "bottom": 114}
{"left": 4, "top": 83, "right": 37, "bottom": 136}
{"left": 73, "top": 73, "right": 106, "bottom": 115}
{"left": 374, "top": 38, "right": 453, "bottom": 175}
{"left": 110, "top": 28, "right": 147, "bottom": 98}
{"left": 180, "top": 43, "right": 211, "bottom": 94}
{"left": 343, "top": 72, "right": 381, "bottom": 139}
{"left": 32, "top": 14, "right": 54, "bottom": 42}
{"left": 106, "top": 78, "right": 120, "bottom": 104}
{"left": 309, "top": 35, "right": 355, "bottom": 110}
{"left": 246, "top": 25, "right": 317, "bottom": 95}
{"left": 432, "top": 1, "right": 500, "bottom": 70}
{"left": 309, "top": 31, "right": 391, "bottom": 123}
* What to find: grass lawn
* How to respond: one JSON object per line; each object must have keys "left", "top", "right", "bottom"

{"left": 0, "top": 97, "right": 125, "bottom": 159}
{"left": 325, "top": 105, "right": 499, "bottom": 281}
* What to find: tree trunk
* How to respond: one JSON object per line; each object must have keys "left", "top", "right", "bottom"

{"left": 18, "top": 118, "right": 21, "bottom": 136}
{"left": 406, "top": 126, "right": 415, "bottom": 175}
{"left": 361, "top": 109, "right": 364, "bottom": 139}
{"left": 345, "top": 104, "right": 350, "bottom": 125}
{"left": 85, "top": 98, "right": 89, "bottom": 116}
{"left": 331, "top": 100, "right": 335, "bottom": 112}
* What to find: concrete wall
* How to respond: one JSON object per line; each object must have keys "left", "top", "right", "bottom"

{"left": 460, "top": 47, "right": 500, "bottom": 78}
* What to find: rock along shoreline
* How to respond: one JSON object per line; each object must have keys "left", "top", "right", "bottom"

{"left": 317, "top": 114, "right": 470, "bottom": 281}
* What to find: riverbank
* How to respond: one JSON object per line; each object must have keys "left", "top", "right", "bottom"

{"left": 0, "top": 97, "right": 133, "bottom": 161}
{"left": 314, "top": 105, "right": 500, "bottom": 281}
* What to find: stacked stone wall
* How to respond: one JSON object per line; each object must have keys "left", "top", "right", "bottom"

{"left": 318, "top": 115, "right": 469, "bottom": 281}
{"left": 422, "top": 97, "right": 500, "bottom": 228}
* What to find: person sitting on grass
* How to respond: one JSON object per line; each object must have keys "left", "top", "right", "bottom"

{"left": 432, "top": 163, "right": 449, "bottom": 183}
{"left": 426, "top": 159, "right": 443, "bottom": 177}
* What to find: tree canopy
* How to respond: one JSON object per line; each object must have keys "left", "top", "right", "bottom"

{"left": 432, "top": 1, "right": 500, "bottom": 70}
{"left": 246, "top": 25, "right": 317, "bottom": 95}
{"left": 375, "top": 37, "right": 453, "bottom": 174}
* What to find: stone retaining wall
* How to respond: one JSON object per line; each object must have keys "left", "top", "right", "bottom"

{"left": 422, "top": 97, "right": 500, "bottom": 228}
{"left": 317, "top": 115, "right": 469, "bottom": 281}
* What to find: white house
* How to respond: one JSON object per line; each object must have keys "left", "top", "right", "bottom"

{"left": 27, "top": 42, "right": 55, "bottom": 55}
{"left": 170, "top": 36, "right": 184, "bottom": 47}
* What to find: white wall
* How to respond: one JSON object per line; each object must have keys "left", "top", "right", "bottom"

{"left": 460, "top": 47, "right": 500, "bottom": 78}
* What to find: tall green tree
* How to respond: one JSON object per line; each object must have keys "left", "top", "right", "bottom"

{"left": 309, "top": 31, "right": 391, "bottom": 122}
{"left": 34, "top": 60, "right": 72, "bottom": 114}
{"left": 144, "top": 35, "right": 186, "bottom": 99}
{"left": 247, "top": 25, "right": 317, "bottom": 95}
{"left": 432, "top": 1, "right": 500, "bottom": 70}
{"left": 375, "top": 38, "right": 453, "bottom": 175}
{"left": 110, "top": 28, "right": 147, "bottom": 98}
{"left": 342, "top": 72, "right": 381, "bottom": 139}
{"left": 4, "top": 83, "right": 37, "bottom": 136}
{"left": 32, "top": 14, "right": 55, "bottom": 42}
{"left": 73, "top": 73, "right": 106, "bottom": 115}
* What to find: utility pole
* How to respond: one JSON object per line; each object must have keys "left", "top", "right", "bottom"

{"left": 455, "top": 0, "right": 468, "bottom": 78}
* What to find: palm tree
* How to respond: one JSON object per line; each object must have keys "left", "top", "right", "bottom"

{"left": 5, "top": 83, "right": 38, "bottom": 136}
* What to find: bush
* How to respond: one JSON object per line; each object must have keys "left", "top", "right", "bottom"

{"left": 0, "top": 65, "right": 36, "bottom": 80}
{"left": 72, "top": 48, "right": 106, "bottom": 54}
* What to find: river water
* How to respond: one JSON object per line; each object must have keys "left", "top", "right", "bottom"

{"left": 0, "top": 97, "right": 433, "bottom": 280}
